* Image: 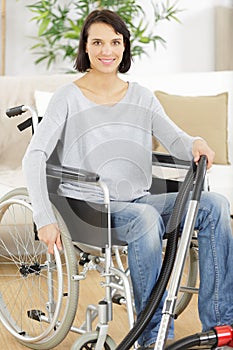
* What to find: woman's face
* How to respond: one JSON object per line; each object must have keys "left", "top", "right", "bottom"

{"left": 85, "top": 22, "right": 125, "bottom": 74}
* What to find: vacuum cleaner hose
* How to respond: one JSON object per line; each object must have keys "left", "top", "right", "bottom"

{"left": 165, "top": 330, "right": 217, "bottom": 350}
{"left": 116, "top": 156, "right": 206, "bottom": 350}
{"left": 165, "top": 323, "right": 233, "bottom": 350}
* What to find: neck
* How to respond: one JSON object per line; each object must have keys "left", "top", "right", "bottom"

{"left": 84, "top": 70, "right": 121, "bottom": 91}
{"left": 75, "top": 69, "right": 128, "bottom": 105}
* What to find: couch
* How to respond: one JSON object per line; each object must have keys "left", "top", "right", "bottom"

{"left": 0, "top": 71, "right": 232, "bottom": 214}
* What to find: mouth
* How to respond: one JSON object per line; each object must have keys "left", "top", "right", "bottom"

{"left": 98, "top": 58, "right": 116, "bottom": 65}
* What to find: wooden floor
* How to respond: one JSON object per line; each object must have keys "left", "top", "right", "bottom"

{"left": 0, "top": 266, "right": 201, "bottom": 350}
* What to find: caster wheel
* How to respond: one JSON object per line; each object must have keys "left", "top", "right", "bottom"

{"left": 71, "top": 331, "right": 116, "bottom": 350}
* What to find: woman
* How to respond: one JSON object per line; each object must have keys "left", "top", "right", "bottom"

{"left": 23, "top": 9, "right": 233, "bottom": 349}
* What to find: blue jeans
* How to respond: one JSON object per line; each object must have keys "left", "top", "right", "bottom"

{"left": 110, "top": 192, "right": 233, "bottom": 347}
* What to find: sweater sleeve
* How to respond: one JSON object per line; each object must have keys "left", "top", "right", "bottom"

{"left": 151, "top": 93, "right": 198, "bottom": 160}
{"left": 22, "top": 91, "right": 68, "bottom": 229}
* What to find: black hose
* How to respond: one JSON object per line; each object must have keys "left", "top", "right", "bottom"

{"left": 165, "top": 330, "right": 217, "bottom": 350}
{"left": 116, "top": 160, "right": 198, "bottom": 350}
{"left": 165, "top": 334, "right": 201, "bottom": 350}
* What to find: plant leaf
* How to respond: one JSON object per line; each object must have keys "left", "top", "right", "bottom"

{"left": 38, "top": 18, "right": 50, "bottom": 36}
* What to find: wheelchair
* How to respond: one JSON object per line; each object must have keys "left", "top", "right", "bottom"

{"left": 0, "top": 105, "right": 201, "bottom": 350}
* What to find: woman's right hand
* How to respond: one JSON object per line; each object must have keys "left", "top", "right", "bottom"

{"left": 38, "top": 223, "right": 63, "bottom": 255}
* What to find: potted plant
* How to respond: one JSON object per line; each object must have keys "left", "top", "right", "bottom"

{"left": 23, "top": 0, "right": 182, "bottom": 70}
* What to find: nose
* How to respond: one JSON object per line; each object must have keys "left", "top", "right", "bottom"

{"left": 101, "top": 43, "right": 112, "bottom": 55}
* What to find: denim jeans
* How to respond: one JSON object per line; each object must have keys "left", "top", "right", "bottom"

{"left": 110, "top": 191, "right": 233, "bottom": 347}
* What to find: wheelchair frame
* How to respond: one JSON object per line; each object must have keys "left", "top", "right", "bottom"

{"left": 0, "top": 105, "right": 202, "bottom": 350}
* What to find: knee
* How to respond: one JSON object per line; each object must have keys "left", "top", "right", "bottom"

{"left": 197, "top": 192, "right": 231, "bottom": 234}
{"left": 200, "top": 192, "right": 230, "bottom": 213}
{"left": 130, "top": 204, "right": 165, "bottom": 240}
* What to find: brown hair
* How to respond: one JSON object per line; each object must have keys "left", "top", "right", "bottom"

{"left": 74, "top": 9, "right": 132, "bottom": 73}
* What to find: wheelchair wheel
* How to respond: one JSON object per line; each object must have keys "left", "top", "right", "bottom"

{"left": 70, "top": 331, "right": 116, "bottom": 350}
{"left": 175, "top": 241, "right": 198, "bottom": 316}
{"left": 0, "top": 186, "right": 29, "bottom": 202}
{"left": 0, "top": 197, "right": 79, "bottom": 349}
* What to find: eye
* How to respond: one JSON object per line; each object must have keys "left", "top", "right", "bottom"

{"left": 93, "top": 40, "right": 102, "bottom": 46}
{"left": 113, "top": 40, "right": 121, "bottom": 46}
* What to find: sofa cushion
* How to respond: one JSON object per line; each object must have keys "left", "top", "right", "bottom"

{"left": 154, "top": 91, "right": 229, "bottom": 165}
{"left": 34, "top": 90, "right": 53, "bottom": 116}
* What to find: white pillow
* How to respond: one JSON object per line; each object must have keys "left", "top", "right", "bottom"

{"left": 34, "top": 90, "right": 53, "bottom": 117}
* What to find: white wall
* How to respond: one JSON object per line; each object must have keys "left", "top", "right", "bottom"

{"left": 0, "top": 0, "right": 231, "bottom": 76}
{"left": 130, "top": 0, "right": 216, "bottom": 76}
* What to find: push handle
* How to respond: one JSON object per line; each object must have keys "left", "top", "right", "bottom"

{"left": 6, "top": 105, "right": 40, "bottom": 133}
{"left": 6, "top": 105, "right": 27, "bottom": 118}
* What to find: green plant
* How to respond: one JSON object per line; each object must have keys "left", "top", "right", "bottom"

{"left": 23, "top": 0, "right": 182, "bottom": 69}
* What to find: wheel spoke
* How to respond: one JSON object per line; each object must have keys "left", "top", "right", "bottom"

{"left": 0, "top": 195, "right": 78, "bottom": 348}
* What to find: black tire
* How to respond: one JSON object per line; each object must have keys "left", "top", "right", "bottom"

{"left": 70, "top": 331, "right": 116, "bottom": 350}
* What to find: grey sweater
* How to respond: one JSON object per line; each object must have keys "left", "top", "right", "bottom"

{"left": 23, "top": 82, "right": 196, "bottom": 229}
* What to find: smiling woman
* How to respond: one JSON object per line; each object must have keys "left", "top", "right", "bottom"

{"left": 74, "top": 9, "right": 131, "bottom": 74}
{"left": 74, "top": 25, "right": 129, "bottom": 104}
{"left": 22, "top": 8, "right": 233, "bottom": 350}
{"left": 73, "top": 9, "right": 131, "bottom": 105}
{"left": 86, "top": 23, "right": 125, "bottom": 73}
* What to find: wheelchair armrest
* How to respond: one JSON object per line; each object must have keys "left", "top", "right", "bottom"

{"left": 151, "top": 152, "right": 191, "bottom": 194}
{"left": 152, "top": 152, "right": 190, "bottom": 169}
{"left": 46, "top": 164, "right": 100, "bottom": 183}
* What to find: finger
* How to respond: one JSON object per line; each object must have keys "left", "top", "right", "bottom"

{"left": 47, "top": 242, "right": 54, "bottom": 255}
{"left": 56, "top": 234, "right": 63, "bottom": 251}
{"left": 193, "top": 152, "right": 200, "bottom": 163}
{"left": 206, "top": 157, "right": 213, "bottom": 170}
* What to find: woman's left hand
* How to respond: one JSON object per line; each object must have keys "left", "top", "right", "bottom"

{"left": 192, "top": 139, "right": 215, "bottom": 170}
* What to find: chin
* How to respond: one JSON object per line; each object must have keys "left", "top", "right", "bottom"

{"left": 91, "top": 61, "right": 120, "bottom": 74}
{"left": 96, "top": 67, "right": 118, "bottom": 75}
